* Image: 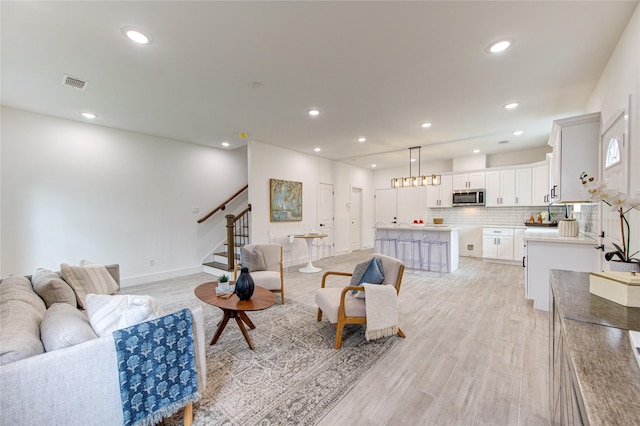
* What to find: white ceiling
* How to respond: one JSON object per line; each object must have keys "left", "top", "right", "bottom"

{"left": 1, "top": 1, "right": 637, "bottom": 170}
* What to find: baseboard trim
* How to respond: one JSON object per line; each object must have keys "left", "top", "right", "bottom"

{"left": 120, "top": 265, "right": 204, "bottom": 288}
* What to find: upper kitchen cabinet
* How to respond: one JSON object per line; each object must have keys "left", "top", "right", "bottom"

{"left": 514, "top": 168, "right": 532, "bottom": 206}
{"left": 532, "top": 163, "right": 550, "bottom": 205}
{"left": 452, "top": 171, "right": 485, "bottom": 190}
{"left": 427, "top": 174, "right": 453, "bottom": 208}
{"left": 548, "top": 113, "right": 600, "bottom": 203}
{"left": 485, "top": 169, "right": 516, "bottom": 207}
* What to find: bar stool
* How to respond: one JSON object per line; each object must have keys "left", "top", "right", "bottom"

{"left": 420, "top": 227, "right": 449, "bottom": 275}
{"left": 374, "top": 222, "right": 394, "bottom": 256}
{"left": 395, "top": 222, "right": 420, "bottom": 269}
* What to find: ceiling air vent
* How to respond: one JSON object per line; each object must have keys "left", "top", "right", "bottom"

{"left": 62, "top": 75, "right": 88, "bottom": 90}
{"left": 498, "top": 140, "right": 509, "bottom": 144}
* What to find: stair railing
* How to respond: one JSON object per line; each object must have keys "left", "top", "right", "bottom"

{"left": 225, "top": 204, "right": 252, "bottom": 270}
{"left": 197, "top": 185, "right": 248, "bottom": 224}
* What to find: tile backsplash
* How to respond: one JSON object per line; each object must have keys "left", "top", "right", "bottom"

{"left": 429, "top": 204, "right": 598, "bottom": 237}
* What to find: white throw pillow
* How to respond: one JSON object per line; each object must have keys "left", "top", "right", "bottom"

{"left": 85, "top": 294, "right": 164, "bottom": 337}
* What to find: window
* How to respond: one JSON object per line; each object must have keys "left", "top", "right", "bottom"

{"left": 605, "top": 136, "right": 620, "bottom": 168}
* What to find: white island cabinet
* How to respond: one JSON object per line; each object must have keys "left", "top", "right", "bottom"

{"left": 523, "top": 228, "right": 598, "bottom": 311}
{"left": 374, "top": 225, "right": 459, "bottom": 272}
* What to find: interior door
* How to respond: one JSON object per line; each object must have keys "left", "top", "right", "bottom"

{"left": 318, "top": 183, "right": 334, "bottom": 257}
{"left": 350, "top": 187, "right": 362, "bottom": 251}
{"left": 600, "top": 110, "right": 628, "bottom": 267}
{"left": 374, "top": 188, "right": 397, "bottom": 224}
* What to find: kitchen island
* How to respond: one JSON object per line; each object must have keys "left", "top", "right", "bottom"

{"left": 523, "top": 228, "right": 598, "bottom": 311}
{"left": 374, "top": 224, "right": 459, "bottom": 272}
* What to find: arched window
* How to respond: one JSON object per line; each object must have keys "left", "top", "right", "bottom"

{"left": 605, "top": 136, "right": 620, "bottom": 168}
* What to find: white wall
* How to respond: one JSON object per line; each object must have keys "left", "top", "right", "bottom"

{"left": 247, "top": 141, "right": 375, "bottom": 264}
{"left": 1, "top": 107, "right": 248, "bottom": 285}
{"left": 586, "top": 3, "right": 640, "bottom": 258}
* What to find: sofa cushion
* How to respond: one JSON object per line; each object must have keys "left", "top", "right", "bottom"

{"left": 0, "top": 275, "right": 46, "bottom": 365}
{"left": 85, "top": 294, "right": 164, "bottom": 337}
{"left": 31, "top": 268, "right": 77, "bottom": 308}
{"left": 60, "top": 263, "right": 119, "bottom": 309}
{"left": 241, "top": 246, "right": 266, "bottom": 272}
{"left": 40, "top": 303, "right": 97, "bottom": 351}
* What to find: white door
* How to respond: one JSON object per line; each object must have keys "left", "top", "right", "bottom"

{"left": 350, "top": 187, "right": 362, "bottom": 251}
{"left": 374, "top": 189, "right": 397, "bottom": 224}
{"left": 318, "top": 183, "right": 334, "bottom": 257}
{"left": 600, "top": 111, "right": 629, "bottom": 266}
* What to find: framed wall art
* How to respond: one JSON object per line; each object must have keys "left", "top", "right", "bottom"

{"left": 270, "top": 178, "right": 302, "bottom": 222}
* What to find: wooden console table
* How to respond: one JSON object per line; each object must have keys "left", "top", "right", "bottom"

{"left": 549, "top": 270, "right": 640, "bottom": 425}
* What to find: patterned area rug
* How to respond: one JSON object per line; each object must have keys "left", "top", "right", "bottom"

{"left": 159, "top": 299, "right": 400, "bottom": 425}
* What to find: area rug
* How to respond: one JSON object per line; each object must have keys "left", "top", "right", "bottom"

{"left": 158, "top": 299, "right": 400, "bottom": 425}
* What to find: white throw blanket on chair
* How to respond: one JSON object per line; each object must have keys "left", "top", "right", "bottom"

{"left": 363, "top": 283, "right": 398, "bottom": 341}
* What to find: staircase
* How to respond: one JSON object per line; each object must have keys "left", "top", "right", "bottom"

{"left": 198, "top": 187, "right": 251, "bottom": 275}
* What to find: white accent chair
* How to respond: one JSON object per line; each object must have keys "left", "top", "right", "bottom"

{"left": 315, "top": 254, "right": 405, "bottom": 349}
{"left": 235, "top": 244, "right": 285, "bottom": 304}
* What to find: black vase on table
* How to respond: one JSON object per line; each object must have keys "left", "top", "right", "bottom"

{"left": 235, "top": 267, "right": 255, "bottom": 300}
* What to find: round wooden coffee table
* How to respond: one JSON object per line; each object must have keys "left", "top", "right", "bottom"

{"left": 194, "top": 282, "right": 276, "bottom": 350}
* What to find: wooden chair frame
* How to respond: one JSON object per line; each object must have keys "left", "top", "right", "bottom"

{"left": 316, "top": 263, "right": 406, "bottom": 349}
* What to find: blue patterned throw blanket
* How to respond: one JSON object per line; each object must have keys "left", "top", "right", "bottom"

{"left": 113, "top": 308, "right": 200, "bottom": 426}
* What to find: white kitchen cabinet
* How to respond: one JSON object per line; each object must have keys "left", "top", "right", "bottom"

{"left": 397, "top": 186, "right": 427, "bottom": 223}
{"left": 514, "top": 228, "right": 525, "bottom": 265}
{"left": 515, "top": 168, "right": 532, "bottom": 206}
{"left": 483, "top": 227, "right": 514, "bottom": 260}
{"left": 548, "top": 113, "right": 600, "bottom": 203}
{"left": 426, "top": 174, "right": 452, "bottom": 207}
{"left": 452, "top": 171, "right": 485, "bottom": 190}
{"left": 532, "top": 163, "right": 550, "bottom": 205}
{"left": 524, "top": 233, "right": 599, "bottom": 311}
{"left": 485, "top": 169, "right": 516, "bottom": 207}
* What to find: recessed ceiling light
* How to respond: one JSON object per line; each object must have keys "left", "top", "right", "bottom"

{"left": 513, "top": 130, "right": 524, "bottom": 136}
{"left": 421, "top": 122, "right": 432, "bottom": 128}
{"left": 371, "top": 164, "right": 377, "bottom": 168}
{"left": 308, "top": 109, "right": 320, "bottom": 117}
{"left": 123, "top": 28, "right": 152, "bottom": 45}
{"left": 488, "top": 40, "right": 512, "bottom": 53}
{"left": 473, "top": 149, "right": 480, "bottom": 154}
{"left": 357, "top": 137, "right": 366, "bottom": 143}
{"left": 221, "top": 141, "right": 230, "bottom": 147}
{"left": 81, "top": 112, "right": 96, "bottom": 119}
{"left": 314, "top": 147, "right": 321, "bottom": 152}
{"left": 504, "top": 102, "right": 519, "bottom": 110}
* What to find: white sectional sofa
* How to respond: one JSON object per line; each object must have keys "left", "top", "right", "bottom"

{"left": 0, "top": 264, "right": 206, "bottom": 426}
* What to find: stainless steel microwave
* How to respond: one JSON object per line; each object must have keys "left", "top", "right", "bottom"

{"left": 452, "top": 189, "right": 485, "bottom": 207}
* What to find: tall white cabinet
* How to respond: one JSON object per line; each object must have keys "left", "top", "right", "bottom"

{"left": 548, "top": 113, "right": 600, "bottom": 203}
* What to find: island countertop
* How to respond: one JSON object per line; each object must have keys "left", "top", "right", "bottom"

{"left": 550, "top": 269, "right": 640, "bottom": 424}
{"left": 375, "top": 224, "right": 459, "bottom": 231}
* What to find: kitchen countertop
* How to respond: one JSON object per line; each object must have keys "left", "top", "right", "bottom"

{"left": 375, "top": 224, "right": 459, "bottom": 231}
{"left": 550, "top": 270, "right": 640, "bottom": 424}
{"left": 523, "top": 227, "right": 597, "bottom": 245}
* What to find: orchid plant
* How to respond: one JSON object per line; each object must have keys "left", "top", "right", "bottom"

{"left": 580, "top": 172, "right": 640, "bottom": 264}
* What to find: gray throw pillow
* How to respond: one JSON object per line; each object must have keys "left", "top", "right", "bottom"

{"left": 31, "top": 268, "right": 77, "bottom": 308}
{"left": 351, "top": 257, "right": 385, "bottom": 298}
{"left": 241, "top": 246, "right": 266, "bottom": 272}
{"left": 40, "top": 303, "right": 98, "bottom": 352}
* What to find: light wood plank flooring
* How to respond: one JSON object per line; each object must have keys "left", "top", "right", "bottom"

{"left": 121, "top": 250, "right": 550, "bottom": 425}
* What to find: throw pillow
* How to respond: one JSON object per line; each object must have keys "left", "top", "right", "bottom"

{"left": 349, "top": 260, "right": 370, "bottom": 287}
{"left": 85, "top": 293, "right": 164, "bottom": 337}
{"left": 31, "top": 268, "right": 77, "bottom": 308}
{"left": 60, "top": 263, "right": 119, "bottom": 309}
{"left": 241, "top": 246, "right": 267, "bottom": 272}
{"left": 352, "top": 257, "right": 385, "bottom": 298}
{"left": 40, "top": 303, "right": 98, "bottom": 351}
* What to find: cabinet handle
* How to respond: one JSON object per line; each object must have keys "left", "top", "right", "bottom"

{"left": 522, "top": 256, "right": 526, "bottom": 267}
{"left": 516, "top": 197, "right": 519, "bottom": 204}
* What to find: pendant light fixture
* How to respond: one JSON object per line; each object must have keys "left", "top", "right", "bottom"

{"left": 391, "top": 146, "right": 441, "bottom": 188}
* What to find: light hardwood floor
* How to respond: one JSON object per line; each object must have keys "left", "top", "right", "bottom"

{"left": 122, "top": 250, "right": 550, "bottom": 425}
